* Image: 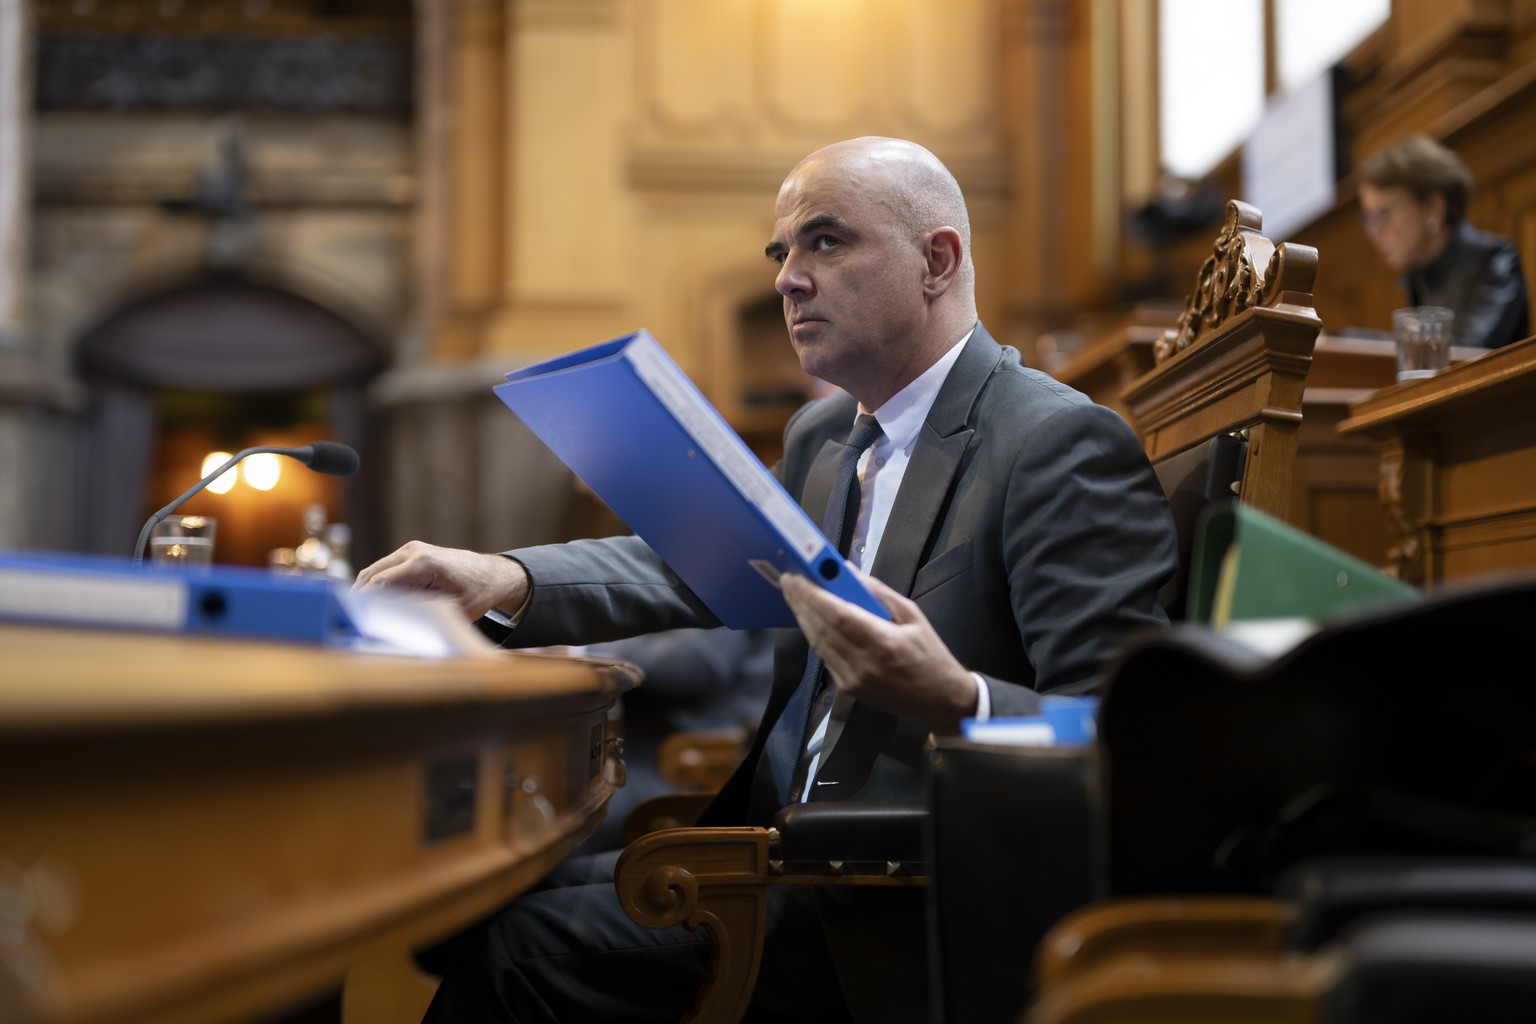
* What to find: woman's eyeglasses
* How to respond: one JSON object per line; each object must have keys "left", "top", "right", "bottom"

{"left": 1360, "top": 200, "right": 1404, "bottom": 230}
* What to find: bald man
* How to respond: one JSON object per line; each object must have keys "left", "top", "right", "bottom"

{"left": 362, "top": 137, "right": 1177, "bottom": 1023}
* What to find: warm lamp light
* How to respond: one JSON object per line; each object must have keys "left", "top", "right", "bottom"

{"left": 242, "top": 452, "right": 281, "bottom": 491}
{"left": 201, "top": 451, "right": 237, "bottom": 494}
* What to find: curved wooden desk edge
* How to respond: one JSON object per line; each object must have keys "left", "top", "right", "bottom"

{"left": 1, "top": 626, "right": 630, "bottom": 1024}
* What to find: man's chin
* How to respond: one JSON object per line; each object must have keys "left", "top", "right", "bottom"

{"left": 793, "top": 351, "right": 836, "bottom": 387}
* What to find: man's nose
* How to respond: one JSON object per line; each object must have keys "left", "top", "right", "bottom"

{"left": 776, "top": 251, "right": 811, "bottom": 297}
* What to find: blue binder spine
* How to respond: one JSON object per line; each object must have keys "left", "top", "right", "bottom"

{"left": 0, "top": 551, "right": 358, "bottom": 644}
{"left": 623, "top": 336, "right": 884, "bottom": 612}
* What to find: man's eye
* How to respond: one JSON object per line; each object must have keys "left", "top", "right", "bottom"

{"left": 772, "top": 251, "right": 787, "bottom": 265}
{"left": 813, "top": 235, "right": 839, "bottom": 251}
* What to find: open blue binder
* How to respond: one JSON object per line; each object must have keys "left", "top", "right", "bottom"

{"left": 494, "top": 329, "right": 891, "bottom": 629}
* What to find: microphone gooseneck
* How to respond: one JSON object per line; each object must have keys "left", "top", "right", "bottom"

{"left": 131, "top": 441, "right": 361, "bottom": 565}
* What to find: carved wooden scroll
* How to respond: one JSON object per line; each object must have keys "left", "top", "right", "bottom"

{"left": 1155, "top": 200, "right": 1320, "bottom": 363}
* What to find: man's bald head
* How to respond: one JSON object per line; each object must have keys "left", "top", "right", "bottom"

{"left": 769, "top": 136, "right": 978, "bottom": 407}
{"left": 785, "top": 137, "right": 974, "bottom": 292}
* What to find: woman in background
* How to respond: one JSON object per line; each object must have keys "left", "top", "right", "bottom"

{"left": 1359, "top": 134, "right": 1529, "bottom": 349}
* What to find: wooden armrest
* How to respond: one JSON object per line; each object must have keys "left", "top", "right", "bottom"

{"left": 621, "top": 791, "right": 716, "bottom": 846}
{"left": 613, "top": 805, "right": 929, "bottom": 1024}
{"left": 614, "top": 826, "right": 773, "bottom": 1024}
{"left": 659, "top": 729, "right": 750, "bottom": 789}
{"left": 1036, "top": 897, "right": 1297, "bottom": 991}
{"left": 1027, "top": 951, "right": 1340, "bottom": 1024}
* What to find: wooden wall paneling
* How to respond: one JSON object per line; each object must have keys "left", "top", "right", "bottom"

{"left": 1483, "top": 167, "right": 1536, "bottom": 338}
{"left": 1435, "top": 401, "right": 1536, "bottom": 577}
{"left": 636, "top": 0, "right": 752, "bottom": 140}
{"left": 895, "top": 0, "right": 997, "bottom": 136}
{"left": 760, "top": 0, "right": 875, "bottom": 133}
{"left": 1513, "top": 0, "right": 1536, "bottom": 60}
{"left": 1391, "top": 0, "right": 1487, "bottom": 57}
{"left": 500, "top": 0, "right": 631, "bottom": 350}
{"left": 1438, "top": 60, "right": 1536, "bottom": 185}
{"left": 1291, "top": 389, "right": 1392, "bottom": 565}
{"left": 1337, "top": 1, "right": 1508, "bottom": 165}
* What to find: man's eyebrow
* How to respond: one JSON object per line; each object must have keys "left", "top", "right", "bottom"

{"left": 799, "top": 213, "right": 853, "bottom": 239}
{"left": 764, "top": 214, "right": 855, "bottom": 260}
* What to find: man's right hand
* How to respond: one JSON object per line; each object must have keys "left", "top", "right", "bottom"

{"left": 354, "top": 541, "right": 529, "bottom": 622}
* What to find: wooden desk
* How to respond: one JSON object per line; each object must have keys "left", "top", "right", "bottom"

{"left": 1338, "top": 335, "right": 1536, "bottom": 585}
{"left": 0, "top": 626, "right": 636, "bottom": 1024}
{"left": 1058, "top": 325, "right": 1488, "bottom": 566}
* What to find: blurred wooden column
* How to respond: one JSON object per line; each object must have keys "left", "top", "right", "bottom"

{"left": 998, "top": 0, "right": 1117, "bottom": 363}
{"left": 0, "top": 0, "right": 29, "bottom": 349}
{"left": 0, "top": 0, "right": 54, "bottom": 553}
{"left": 999, "top": 0, "right": 1070, "bottom": 361}
{"left": 415, "top": 0, "right": 510, "bottom": 361}
{"left": 378, "top": 0, "right": 584, "bottom": 554}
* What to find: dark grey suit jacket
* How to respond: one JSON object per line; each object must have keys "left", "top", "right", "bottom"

{"left": 506, "top": 323, "right": 1178, "bottom": 825}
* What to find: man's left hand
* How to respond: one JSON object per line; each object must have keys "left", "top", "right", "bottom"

{"left": 780, "top": 570, "right": 978, "bottom": 735}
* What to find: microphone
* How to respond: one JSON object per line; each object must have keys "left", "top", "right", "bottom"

{"left": 132, "top": 441, "right": 360, "bottom": 565}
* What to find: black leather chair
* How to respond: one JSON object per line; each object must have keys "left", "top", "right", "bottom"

{"left": 1026, "top": 572, "right": 1536, "bottom": 1020}
{"left": 1151, "top": 431, "right": 1246, "bottom": 621}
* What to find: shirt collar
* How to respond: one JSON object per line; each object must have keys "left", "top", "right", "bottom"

{"left": 862, "top": 327, "right": 975, "bottom": 452}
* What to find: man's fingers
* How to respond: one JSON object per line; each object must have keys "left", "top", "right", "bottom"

{"left": 860, "top": 573, "right": 918, "bottom": 623}
{"left": 355, "top": 542, "right": 447, "bottom": 593}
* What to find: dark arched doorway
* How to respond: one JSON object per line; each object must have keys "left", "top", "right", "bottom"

{"left": 75, "top": 276, "right": 386, "bottom": 566}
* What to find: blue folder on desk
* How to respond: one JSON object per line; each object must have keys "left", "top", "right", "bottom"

{"left": 493, "top": 329, "right": 890, "bottom": 629}
{"left": 0, "top": 549, "right": 360, "bottom": 643}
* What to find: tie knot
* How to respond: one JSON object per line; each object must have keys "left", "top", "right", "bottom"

{"left": 845, "top": 414, "right": 883, "bottom": 455}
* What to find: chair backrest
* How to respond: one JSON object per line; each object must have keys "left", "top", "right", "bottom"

{"left": 1152, "top": 431, "right": 1247, "bottom": 620}
{"left": 1101, "top": 573, "right": 1536, "bottom": 897}
{"left": 1122, "top": 200, "right": 1321, "bottom": 548}
{"left": 926, "top": 740, "right": 1101, "bottom": 1024}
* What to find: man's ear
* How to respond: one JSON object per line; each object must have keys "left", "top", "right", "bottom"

{"left": 921, "top": 227, "right": 963, "bottom": 298}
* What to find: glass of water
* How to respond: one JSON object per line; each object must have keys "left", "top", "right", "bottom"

{"left": 149, "top": 515, "right": 217, "bottom": 567}
{"left": 1393, "top": 306, "right": 1454, "bottom": 382}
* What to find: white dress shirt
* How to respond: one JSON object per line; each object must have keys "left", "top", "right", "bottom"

{"left": 800, "top": 330, "right": 990, "bottom": 795}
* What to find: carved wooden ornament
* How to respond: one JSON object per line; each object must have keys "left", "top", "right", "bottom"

{"left": 1156, "top": 199, "right": 1319, "bottom": 362}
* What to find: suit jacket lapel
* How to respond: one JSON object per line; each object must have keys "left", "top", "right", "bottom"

{"left": 868, "top": 324, "right": 999, "bottom": 595}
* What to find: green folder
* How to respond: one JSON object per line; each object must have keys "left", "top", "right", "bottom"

{"left": 1187, "top": 504, "right": 1419, "bottom": 626}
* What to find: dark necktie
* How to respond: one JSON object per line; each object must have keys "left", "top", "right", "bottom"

{"left": 763, "top": 413, "right": 883, "bottom": 805}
